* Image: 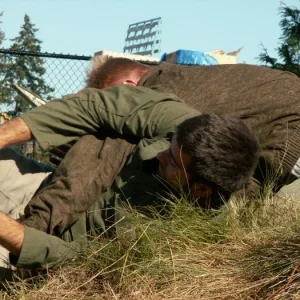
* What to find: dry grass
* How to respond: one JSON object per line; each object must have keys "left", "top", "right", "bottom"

{"left": 1, "top": 192, "right": 300, "bottom": 299}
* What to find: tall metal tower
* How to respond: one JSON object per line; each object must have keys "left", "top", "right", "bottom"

{"left": 123, "top": 17, "right": 162, "bottom": 56}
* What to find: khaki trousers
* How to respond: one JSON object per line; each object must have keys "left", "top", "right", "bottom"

{"left": 0, "top": 148, "right": 54, "bottom": 218}
{"left": 0, "top": 148, "right": 54, "bottom": 270}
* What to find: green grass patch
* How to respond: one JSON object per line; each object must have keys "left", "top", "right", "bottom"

{"left": 1, "top": 192, "right": 300, "bottom": 299}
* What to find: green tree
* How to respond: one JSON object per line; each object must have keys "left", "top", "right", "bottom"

{"left": 0, "top": 11, "right": 5, "bottom": 46}
{"left": 0, "top": 11, "right": 8, "bottom": 113}
{"left": 259, "top": 2, "right": 300, "bottom": 76}
{"left": 4, "top": 14, "right": 53, "bottom": 114}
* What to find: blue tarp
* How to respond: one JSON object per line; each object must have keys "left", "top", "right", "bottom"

{"left": 161, "top": 49, "right": 218, "bottom": 65}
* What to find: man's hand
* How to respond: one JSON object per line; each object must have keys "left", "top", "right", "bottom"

{"left": 0, "top": 211, "right": 24, "bottom": 256}
{"left": 0, "top": 117, "right": 33, "bottom": 149}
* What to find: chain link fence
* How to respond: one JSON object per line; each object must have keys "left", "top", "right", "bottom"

{"left": 0, "top": 49, "right": 93, "bottom": 159}
{"left": 0, "top": 49, "right": 92, "bottom": 114}
{"left": 0, "top": 49, "right": 160, "bottom": 159}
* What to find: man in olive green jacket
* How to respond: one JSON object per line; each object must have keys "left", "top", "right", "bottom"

{"left": 3, "top": 55, "right": 300, "bottom": 272}
{"left": 0, "top": 84, "right": 259, "bottom": 270}
{"left": 4, "top": 55, "right": 300, "bottom": 272}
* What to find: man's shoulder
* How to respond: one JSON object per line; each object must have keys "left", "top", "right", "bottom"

{"left": 62, "top": 85, "right": 182, "bottom": 102}
{"left": 65, "top": 86, "right": 184, "bottom": 107}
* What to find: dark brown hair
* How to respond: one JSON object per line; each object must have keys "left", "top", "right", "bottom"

{"left": 177, "top": 114, "right": 260, "bottom": 194}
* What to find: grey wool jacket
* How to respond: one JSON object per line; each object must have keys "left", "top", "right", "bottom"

{"left": 139, "top": 62, "right": 300, "bottom": 188}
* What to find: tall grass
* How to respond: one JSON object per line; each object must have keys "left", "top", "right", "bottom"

{"left": 2, "top": 191, "right": 300, "bottom": 299}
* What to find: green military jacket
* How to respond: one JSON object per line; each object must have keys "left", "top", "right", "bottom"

{"left": 12, "top": 85, "right": 199, "bottom": 269}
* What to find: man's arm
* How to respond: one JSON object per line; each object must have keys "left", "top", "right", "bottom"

{"left": 0, "top": 211, "right": 81, "bottom": 269}
{"left": 20, "top": 85, "right": 199, "bottom": 150}
{"left": 0, "top": 211, "right": 24, "bottom": 256}
{"left": 0, "top": 117, "right": 33, "bottom": 149}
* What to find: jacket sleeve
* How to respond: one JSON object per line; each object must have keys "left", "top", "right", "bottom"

{"left": 9, "top": 226, "right": 82, "bottom": 269}
{"left": 22, "top": 135, "right": 135, "bottom": 236}
{"left": 20, "top": 85, "right": 199, "bottom": 150}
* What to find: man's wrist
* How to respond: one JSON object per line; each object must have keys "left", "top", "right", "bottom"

{"left": 0, "top": 211, "right": 25, "bottom": 256}
{"left": 0, "top": 117, "right": 33, "bottom": 148}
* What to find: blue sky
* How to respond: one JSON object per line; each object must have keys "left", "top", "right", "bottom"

{"left": 0, "top": 0, "right": 299, "bottom": 64}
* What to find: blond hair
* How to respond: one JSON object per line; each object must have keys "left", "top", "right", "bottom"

{"left": 85, "top": 56, "right": 150, "bottom": 89}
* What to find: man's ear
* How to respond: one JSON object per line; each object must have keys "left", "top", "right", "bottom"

{"left": 191, "top": 182, "right": 212, "bottom": 199}
{"left": 122, "top": 79, "right": 137, "bottom": 86}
